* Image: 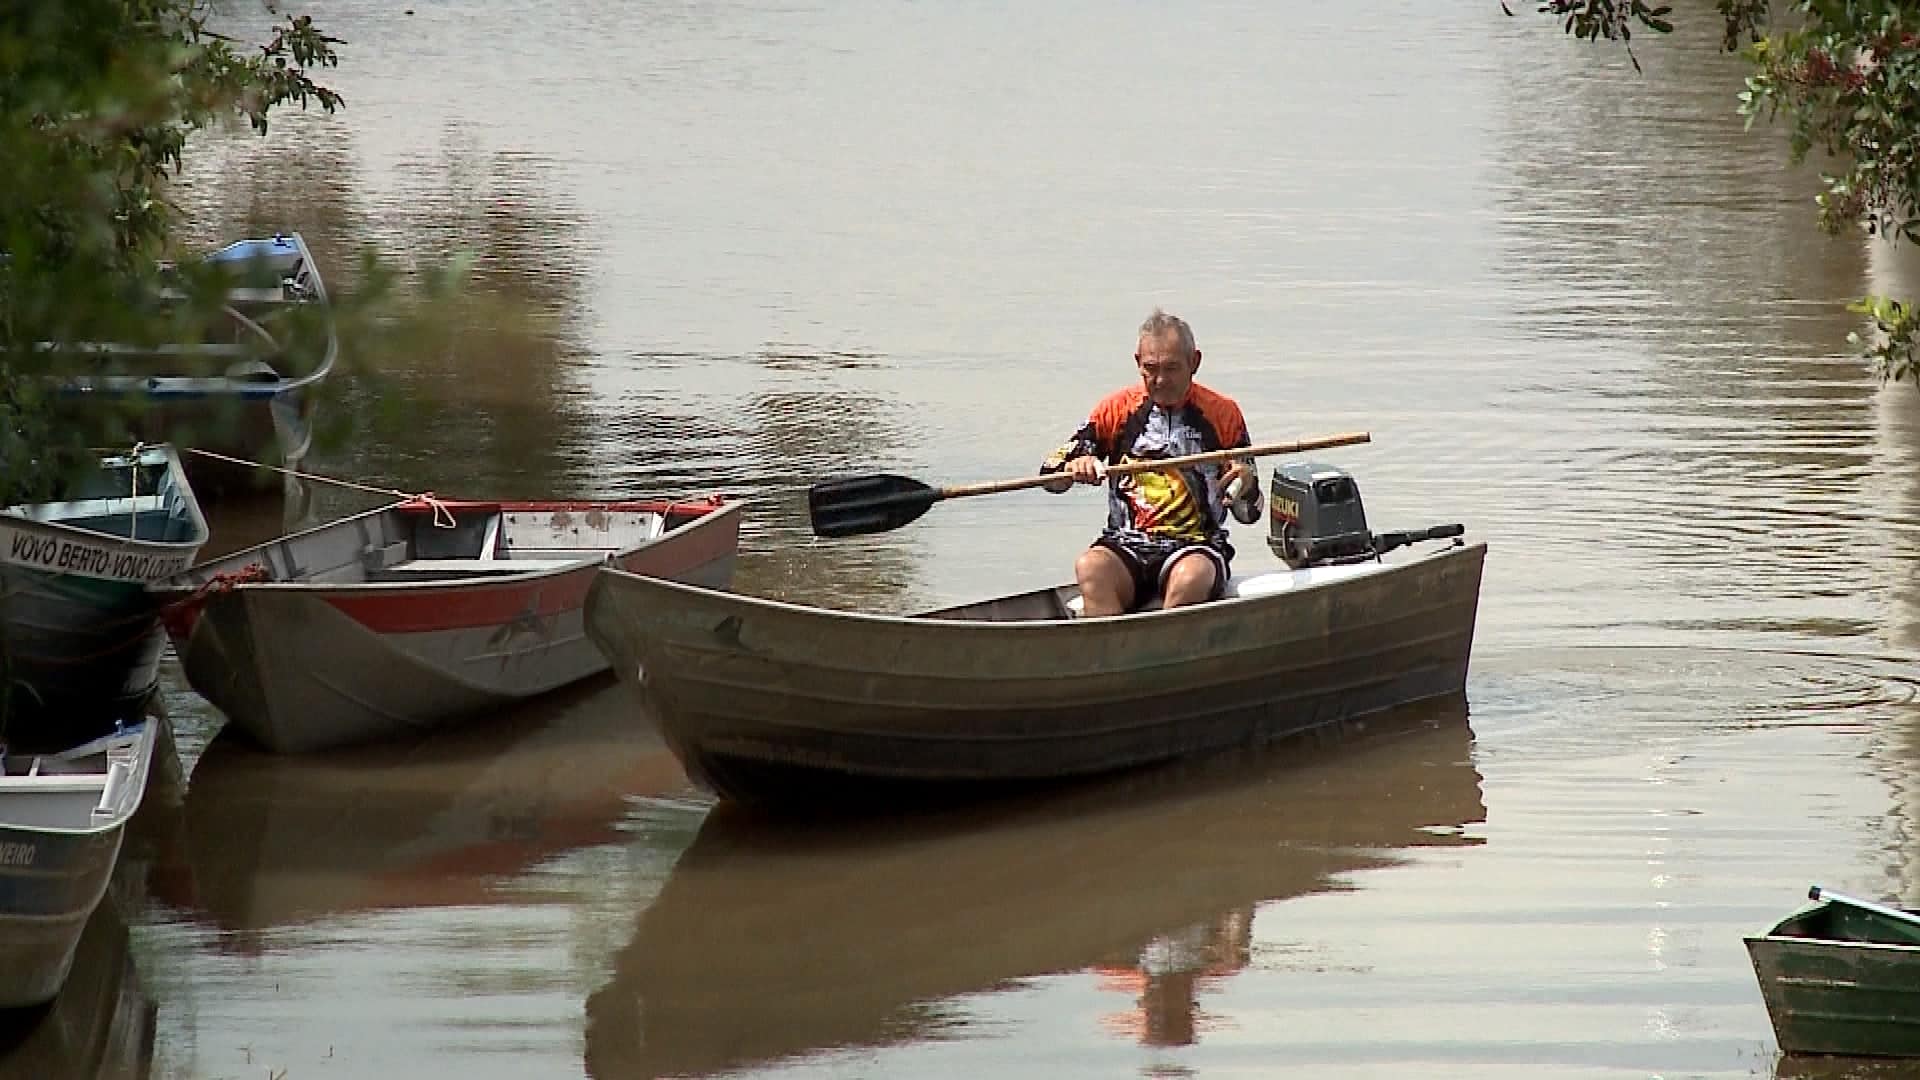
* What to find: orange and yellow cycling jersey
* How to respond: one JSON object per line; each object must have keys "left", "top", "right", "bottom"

{"left": 1040, "top": 383, "right": 1261, "bottom": 548}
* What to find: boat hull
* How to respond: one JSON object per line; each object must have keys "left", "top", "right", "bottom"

{"left": 0, "top": 570, "right": 167, "bottom": 734}
{"left": 175, "top": 502, "right": 742, "bottom": 753}
{"left": 0, "top": 826, "right": 127, "bottom": 1009}
{"left": 0, "top": 446, "right": 208, "bottom": 739}
{"left": 50, "top": 233, "right": 336, "bottom": 498}
{"left": 584, "top": 541, "right": 1485, "bottom": 806}
{"left": 1747, "top": 899, "right": 1920, "bottom": 1058}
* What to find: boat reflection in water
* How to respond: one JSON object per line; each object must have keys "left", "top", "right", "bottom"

{"left": 0, "top": 717, "right": 179, "bottom": 1079}
{"left": 584, "top": 699, "right": 1486, "bottom": 1078}
{"left": 0, "top": 876, "right": 156, "bottom": 1079}
{"left": 157, "top": 676, "right": 691, "bottom": 937}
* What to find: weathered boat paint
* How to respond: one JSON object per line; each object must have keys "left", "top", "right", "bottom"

{"left": 584, "top": 539, "right": 1485, "bottom": 806}
{"left": 1748, "top": 893, "right": 1920, "bottom": 1058}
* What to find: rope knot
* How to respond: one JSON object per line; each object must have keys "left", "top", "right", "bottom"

{"left": 159, "top": 563, "right": 271, "bottom": 642}
{"left": 415, "top": 492, "right": 457, "bottom": 529}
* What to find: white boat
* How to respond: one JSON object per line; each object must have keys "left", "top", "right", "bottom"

{"left": 0, "top": 721, "right": 158, "bottom": 1009}
{"left": 158, "top": 497, "right": 742, "bottom": 753}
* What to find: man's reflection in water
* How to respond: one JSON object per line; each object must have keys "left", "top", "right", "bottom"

{"left": 1096, "top": 908, "right": 1254, "bottom": 1046}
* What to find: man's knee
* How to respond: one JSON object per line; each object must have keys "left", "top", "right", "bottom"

{"left": 1076, "top": 546, "right": 1135, "bottom": 612}
{"left": 1077, "top": 548, "right": 1127, "bottom": 588}
{"left": 1161, "top": 552, "right": 1222, "bottom": 607}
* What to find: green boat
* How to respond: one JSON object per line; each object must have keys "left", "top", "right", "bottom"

{"left": 1746, "top": 886, "right": 1920, "bottom": 1059}
{"left": 0, "top": 445, "right": 208, "bottom": 740}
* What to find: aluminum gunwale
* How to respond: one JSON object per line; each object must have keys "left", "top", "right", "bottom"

{"left": 164, "top": 498, "right": 741, "bottom": 594}
{"left": 597, "top": 539, "right": 1480, "bottom": 633}
{"left": 2, "top": 445, "right": 209, "bottom": 566}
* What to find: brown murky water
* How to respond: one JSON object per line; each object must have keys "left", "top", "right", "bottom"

{"left": 19, "top": 2, "right": 1920, "bottom": 1077}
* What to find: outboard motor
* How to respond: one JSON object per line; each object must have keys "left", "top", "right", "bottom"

{"left": 1267, "top": 463, "right": 1464, "bottom": 568}
{"left": 1267, "top": 462, "right": 1373, "bottom": 568}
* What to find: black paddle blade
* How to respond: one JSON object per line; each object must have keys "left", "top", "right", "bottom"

{"left": 807, "top": 474, "right": 941, "bottom": 538}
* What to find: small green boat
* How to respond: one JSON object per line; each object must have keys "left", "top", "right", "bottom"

{"left": 1746, "top": 886, "right": 1920, "bottom": 1059}
{"left": 0, "top": 445, "right": 208, "bottom": 740}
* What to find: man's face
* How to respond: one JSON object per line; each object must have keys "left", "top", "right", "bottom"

{"left": 1135, "top": 331, "right": 1199, "bottom": 407}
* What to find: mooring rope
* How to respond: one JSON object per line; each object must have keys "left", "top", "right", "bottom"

{"left": 183, "top": 447, "right": 456, "bottom": 528}
{"left": 126, "top": 441, "right": 143, "bottom": 545}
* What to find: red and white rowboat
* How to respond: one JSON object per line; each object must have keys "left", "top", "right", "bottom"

{"left": 158, "top": 496, "right": 742, "bottom": 753}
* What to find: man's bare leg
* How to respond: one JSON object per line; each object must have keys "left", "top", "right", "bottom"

{"left": 1075, "top": 546, "right": 1135, "bottom": 617}
{"left": 1161, "top": 551, "right": 1221, "bottom": 609}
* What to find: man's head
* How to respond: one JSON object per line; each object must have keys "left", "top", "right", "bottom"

{"left": 1134, "top": 308, "right": 1200, "bottom": 407}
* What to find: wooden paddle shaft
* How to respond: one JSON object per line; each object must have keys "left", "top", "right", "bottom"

{"left": 939, "top": 431, "right": 1372, "bottom": 500}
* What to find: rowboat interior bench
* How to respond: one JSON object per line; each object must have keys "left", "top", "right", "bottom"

{"left": 2, "top": 448, "right": 202, "bottom": 543}
{"left": 921, "top": 562, "right": 1389, "bottom": 622}
{"left": 162, "top": 497, "right": 715, "bottom": 596}
{"left": 355, "top": 503, "right": 670, "bottom": 582}
{"left": 1063, "top": 563, "right": 1381, "bottom": 616}
{"left": 0, "top": 726, "right": 147, "bottom": 830}
{"left": 1075, "top": 564, "right": 1374, "bottom": 614}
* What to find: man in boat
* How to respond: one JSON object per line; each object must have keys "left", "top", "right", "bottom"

{"left": 1041, "top": 308, "right": 1263, "bottom": 616}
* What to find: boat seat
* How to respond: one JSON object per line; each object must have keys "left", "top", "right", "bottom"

{"left": 361, "top": 541, "right": 410, "bottom": 571}
{"left": 221, "top": 287, "right": 299, "bottom": 305}
{"left": 376, "top": 557, "right": 584, "bottom": 575}
{"left": 1065, "top": 570, "right": 1307, "bottom": 617}
{"left": 0, "top": 775, "right": 107, "bottom": 794}
{"left": 363, "top": 511, "right": 600, "bottom": 579}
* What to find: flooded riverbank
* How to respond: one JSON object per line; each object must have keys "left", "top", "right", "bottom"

{"left": 16, "top": 1, "right": 1920, "bottom": 1077}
